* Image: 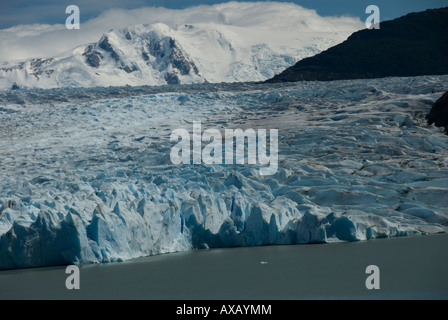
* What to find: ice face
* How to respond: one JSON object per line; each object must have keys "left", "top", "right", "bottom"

{"left": 1, "top": 75, "right": 448, "bottom": 270}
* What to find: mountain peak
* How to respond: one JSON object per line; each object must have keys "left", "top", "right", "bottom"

{"left": 0, "top": 3, "right": 361, "bottom": 89}
{"left": 79, "top": 24, "right": 201, "bottom": 84}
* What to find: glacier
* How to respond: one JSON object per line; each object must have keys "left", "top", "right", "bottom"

{"left": 1, "top": 75, "right": 448, "bottom": 270}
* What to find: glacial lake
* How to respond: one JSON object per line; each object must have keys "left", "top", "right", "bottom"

{"left": 1, "top": 234, "right": 447, "bottom": 300}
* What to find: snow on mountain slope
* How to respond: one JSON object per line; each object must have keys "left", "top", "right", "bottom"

{"left": 0, "top": 2, "right": 362, "bottom": 89}
{"left": 1, "top": 75, "right": 448, "bottom": 270}
{"left": 0, "top": 24, "right": 204, "bottom": 89}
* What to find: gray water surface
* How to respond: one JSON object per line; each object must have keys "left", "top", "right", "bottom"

{"left": 1, "top": 234, "right": 447, "bottom": 300}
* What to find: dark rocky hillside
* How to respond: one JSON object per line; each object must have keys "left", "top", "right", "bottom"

{"left": 428, "top": 91, "right": 448, "bottom": 133}
{"left": 266, "top": 8, "right": 448, "bottom": 83}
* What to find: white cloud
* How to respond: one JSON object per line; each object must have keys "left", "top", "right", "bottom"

{"left": 0, "top": 1, "right": 363, "bottom": 65}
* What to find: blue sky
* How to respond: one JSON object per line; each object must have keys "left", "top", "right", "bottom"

{"left": 1, "top": 0, "right": 448, "bottom": 29}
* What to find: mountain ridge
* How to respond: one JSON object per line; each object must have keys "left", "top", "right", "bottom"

{"left": 266, "top": 7, "right": 448, "bottom": 83}
{"left": 0, "top": 1, "right": 361, "bottom": 90}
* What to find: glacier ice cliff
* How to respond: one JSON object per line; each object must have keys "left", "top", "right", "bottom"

{"left": 1, "top": 76, "right": 448, "bottom": 270}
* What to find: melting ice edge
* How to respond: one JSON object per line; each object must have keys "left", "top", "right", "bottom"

{"left": 1, "top": 75, "right": 448, "bottom": 270}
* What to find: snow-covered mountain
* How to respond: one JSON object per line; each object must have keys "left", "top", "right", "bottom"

{"left": 0, "top": 2, "right": 361, "bottom": 89}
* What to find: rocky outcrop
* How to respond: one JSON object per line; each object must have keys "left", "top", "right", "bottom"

{"left": 81, "top": 28, "right": 200, "bottom": 81}
{"left": 83, "top": 44, "right": 103, "bottom": 68}
{"left": 428, "top": 91, "right": 448, "bottom": 133}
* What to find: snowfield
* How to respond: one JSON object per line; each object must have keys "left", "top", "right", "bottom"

{"left": 1, "top": 75, "right": 448, "bottom": 270}
{"left": 0, "top": 22, "right": 350, "bottom": 89}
